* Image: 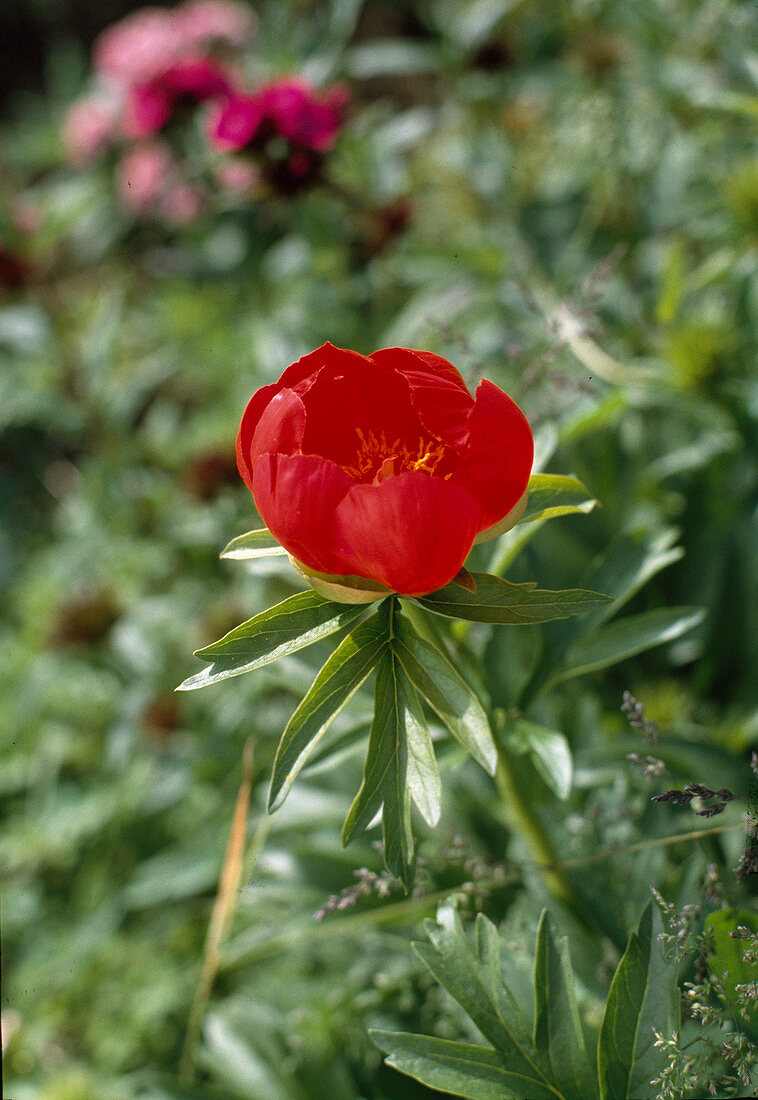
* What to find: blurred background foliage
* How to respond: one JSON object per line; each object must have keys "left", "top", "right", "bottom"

{"left": 1, "top": 0, "right": 757, "bottom": 1096}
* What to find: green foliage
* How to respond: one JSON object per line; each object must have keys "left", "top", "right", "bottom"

{"left": 374, "top": 903, "right": 679, "bottom": 1100}
{"left": 3, "top": 0, "right": 758, "bottom": 1094}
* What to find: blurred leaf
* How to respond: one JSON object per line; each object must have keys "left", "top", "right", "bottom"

{"left": 598, "top": 901, "right": 679, "bottom": 1100}
{"left": 558, "top": 607, "right": 706, "bottom": 681}
{"left": 416, "top": 573, "right": 611, "bottom": 625}
{"left": 704, "top": 908, "right": 758, "bottom": 1042}
{"left": 533, "top": 911, "right": 594, "bottom": 1100}
{"left": 393, "top": 611, "right": 496, "bottom": 774}
{"left": 520, "top": 474, "right": 598, "bottom": 525}
{"left": 268, "top": 605, "right": 390, "bottom": 811}
{"left": 346, "top": 40, "right": 439, "bottom": 78}
{"left": 506, "top": 719, "right": 573, "bottom": 800}
{"left": 177, "top": 593, "right": 366, "bottom": 690}
{"left": 220, "top": 529, "right": 287, "bottom": 560}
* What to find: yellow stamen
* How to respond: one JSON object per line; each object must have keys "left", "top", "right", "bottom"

{"left": 343, "top": 428, "right": 449, "bottom": 483}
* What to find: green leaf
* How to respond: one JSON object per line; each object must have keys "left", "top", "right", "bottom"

{"left": 487, "top": 472, "right": 598, "bottom": 577}
{"left": 507, "top": 720, "right": 573, "bottom": 800}
{"left": 415, "top": 573, "right": 611, "bottom": 625}
{"left": 533, "top": 911, "right": 594, "bottom": 1100}
{"left": 369, "top": 1031, "right": 557, "bottom": 1100}
{"left": 177, "top": 592, "right": 366, "bottom": 690}
{"left": 268, "top": 607, "right": 391, "bottom": 812}
{"left": 558, "top": 607, "right": 705, "bottom": 681}
{"left": 220, "top": 527, "right": 287, "bottom": 560}
{"left": 341, "top": 649, "right": 415, "bottom": 888}
{"left": 400, "top": 675, "right": 442, "bottom": 827}
{"left": 392, "top": 613, "right": 497, "bottom": 775}
{"left": 704, "top": 908, "right": 758, "bottom": 1042}
{"left": 520, "top": 528, "right": 688, "bottom": 706}
{"left": 414, "top": 913, "right": 553, "bottom": 1087}
{"left": 520, "top": 474, "right": 598, "bottom": 525}
{"left": 598, "top": 900, "right": 679, "bottom": 1100}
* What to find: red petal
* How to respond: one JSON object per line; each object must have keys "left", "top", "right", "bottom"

{"left": 334, "top": 473, "right": 481, "bottom": 595}
{"left": 251, "top": 452, "right": 354, "bottom": 575}
{"left": 251, "top": 388, "right": 306, "bottom": 460}
{"left": 369, "top": 347, "right": 474, "bottom": 450}
{"left": 452, "top": 379, "right": 533, "bottom": 532}
{"left": 299, "top": 353, "right": 423, "bottom": 471}
{"left": 235, "top": 343, "right": 341, "bottom": 491}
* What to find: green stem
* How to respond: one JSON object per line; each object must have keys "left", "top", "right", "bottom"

{"left": 494, "top": 740, "right": 578, "bottom": 910}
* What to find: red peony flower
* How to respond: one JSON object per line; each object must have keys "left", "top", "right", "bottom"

{"left": 236, "top": 343, "right": 533, "bottom": 599}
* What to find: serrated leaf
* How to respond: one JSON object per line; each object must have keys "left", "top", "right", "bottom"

{"left": 392, "top": 613, "right": 496, "bottom": 774}
{"left": 268, "top": 607, "right": 391, "bottom": 812}
{"left": 341, "top": 649, "right": 415, "bottom": 887}
{"left": 533, "top": 911, "right": 594, "bottom": 1100}
{"left": 704, "top": 908, "right": 758, "bottom": 1042}
{"left": 415, "top": 573, "right": 611, "bottom": 624}
{"left": 220, "top": 527, "right": 287, "bottom": 560}
{"left": 520, "top": 474, "right": 598, "bottom": 525}
{"left": 369, "top": 1031, "right": 557, "bottom": 1100}
{"left": 598, "top": 901, "right": 679, "bottom": 1100}
{"left": 507, "top": 720, "right": 573, "bottom": 800}
{"left": 558, "top": 607, "right": 705, "bottom": 681}
{"left": 400, "top": 675, "right": 442, "bottom": 827}
{"left": 177, "top": 592, "right": 366, "bottom": 690}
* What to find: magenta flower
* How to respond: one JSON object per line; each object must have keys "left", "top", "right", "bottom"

{"left": 123, "top": 56, "right": 234, "bottom": 138}
{"left": 258, "top": 78, "right": 348, "bottom": 153}
{"left": 207, "top": 92, "right": 263, "bottom": 151}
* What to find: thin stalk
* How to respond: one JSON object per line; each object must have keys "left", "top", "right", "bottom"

{"left": 494, "top": 739, "right": 578, "bottom": 911}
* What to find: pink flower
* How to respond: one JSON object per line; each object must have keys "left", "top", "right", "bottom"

{"left": 93, "top": 8, "right": 188, "bottom": 86}
{"left": 215, "top": 158, "right": 259, "bottom": 192}
{"left": 123, "top": 56, "right": 234, "bottom": 138}
{"left": 160, "top": 182, "right": 205, "bottom": 223}
{"left": 178, "top": 0, "right": 255, "bottom": 48}
{"left": 116, "top": 141, "right": 173, "bottom": 211}
{"left": 207, "top": 93, "right": 263, "bottom": 151}
{"left": 62, "top": 94, "right": 119, "bottom": 165}
{"left": 259, "top": 78, "right": 348, "bottom": 153}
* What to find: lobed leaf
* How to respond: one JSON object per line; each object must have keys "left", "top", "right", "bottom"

{"left": 415, "top": 573, "right": 611, "bottom": 625}
{"left": 369, "top": 1031, "right": 558, "bottom": 1100}
{"left": 177, "top": 592, "right": 366, "bottom": 690}
{"left": 341, "top": 649, "right": 416, "bottom": 888}
{"left": 400, "top": 675, "right": 442, "bottom": 827}
{"left": 267, "top": 607, "right": 391, "bottom": 812}
{"left": 415, "top": 913, "right": 553, "bottom": 1086}
{"left": 392, "top": 613, "right": 496, "bottom": 774}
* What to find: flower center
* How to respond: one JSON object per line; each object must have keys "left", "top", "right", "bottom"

{"left": 343, "top": 428, "right": 449, "bottom": 483}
